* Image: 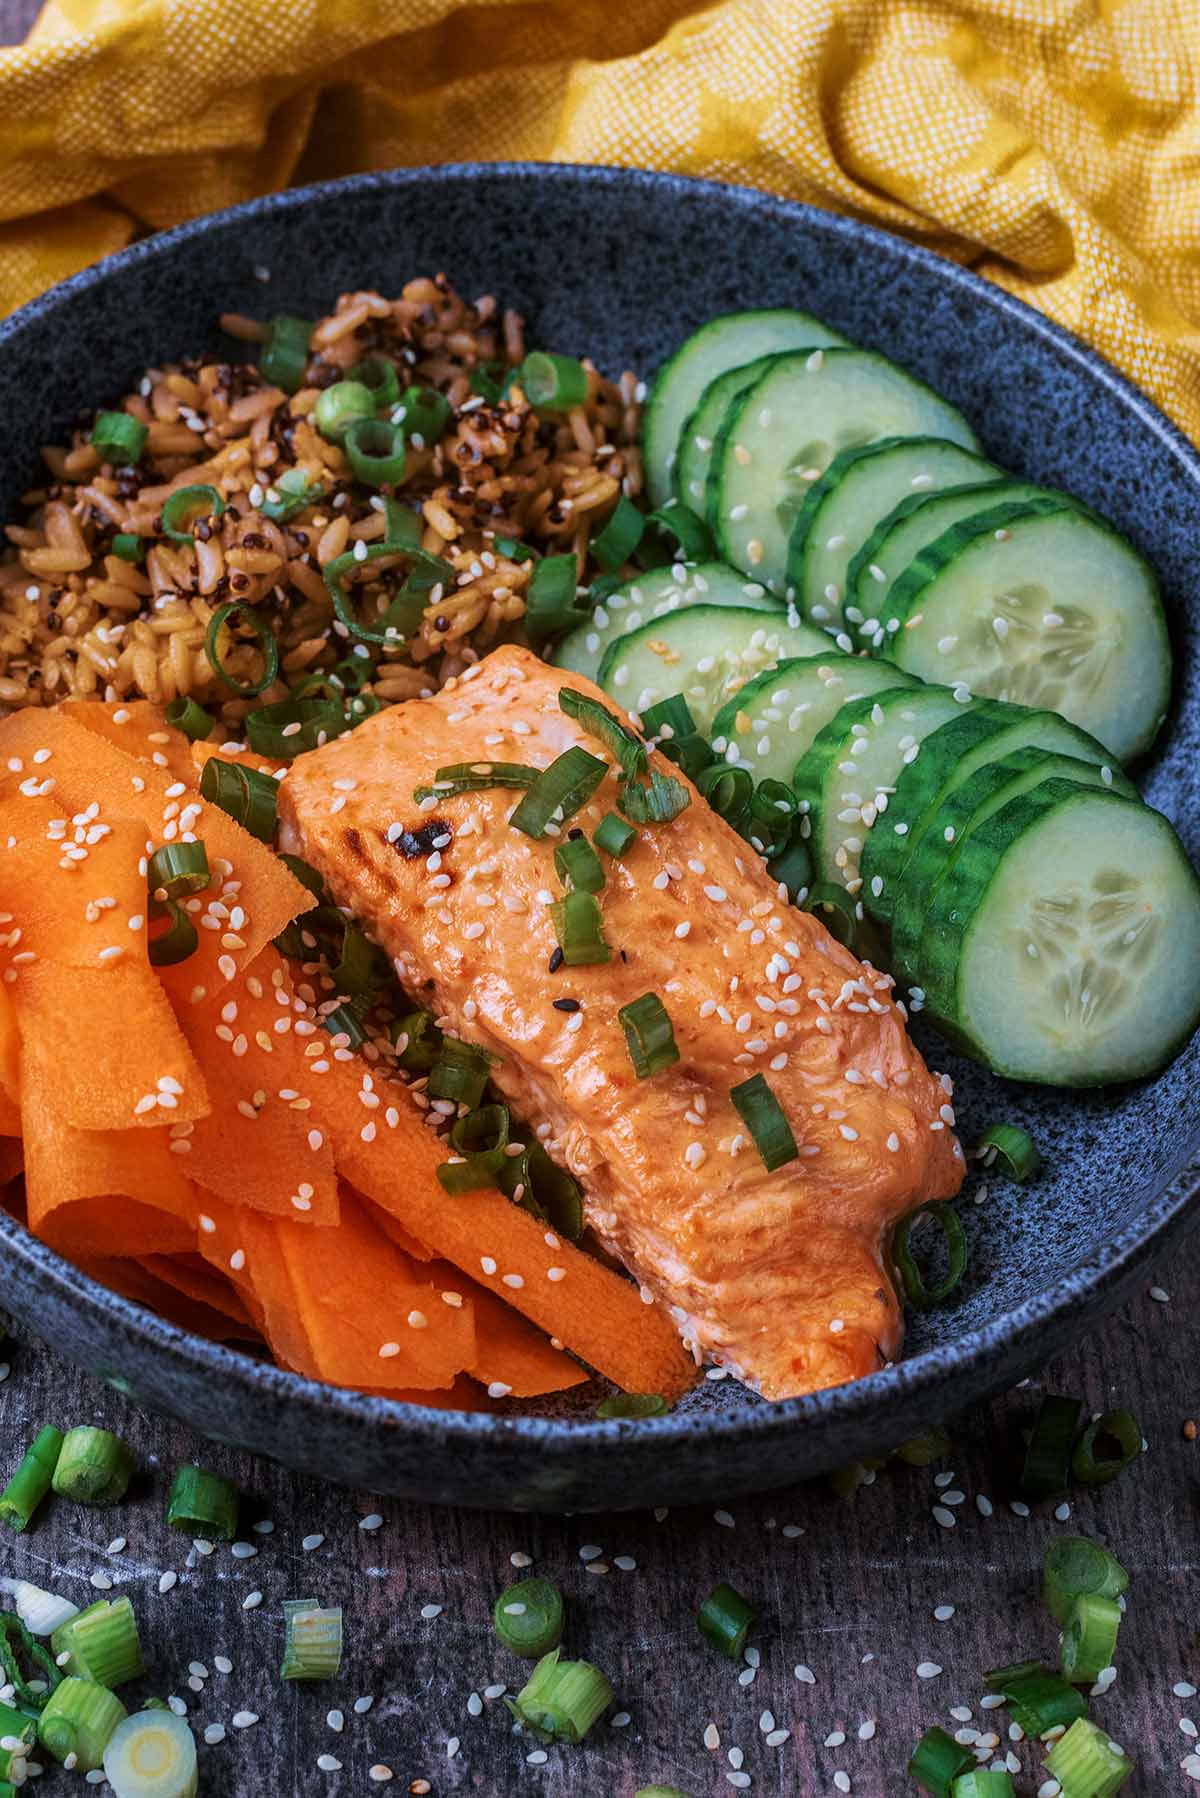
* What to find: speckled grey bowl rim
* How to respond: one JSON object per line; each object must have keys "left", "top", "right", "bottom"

{"left": 3, "top": 161, "right": 1199, "bottom": 1474}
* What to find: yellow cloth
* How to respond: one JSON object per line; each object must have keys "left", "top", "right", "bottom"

{"left": 0, "top": 0, "right": 1197, "bottom": 438}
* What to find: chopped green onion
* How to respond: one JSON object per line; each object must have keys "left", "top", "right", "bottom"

{"left": 147, "top": 901, "right": 199, "bottom": 967}
{"left": 163, "top": 695, "right": 214, "bottom": 743}
{"left": 1043, "top": 1536, "right": 1129, "bottom": 1625}
{"left": 893, "top": 1203, "right": 968, "bottom": 1309}
{"left": 950, "top": 1774, "right": 1015, "bottom": 1797}
{"left": 147, "top": 843, "right": 209, "bottom": 901}
{"left": 524, "top": 554, "right": 582, "bottom": 645}
{"left": 313, "top": 379, "right": 376, "bottom": 444}
{"left": 51, "top": 1426, "right": 134, "bottom": 1505}
{"left": 320, "top": 1003, "right": 367, "bottom": 1050}
{"left": 324, "top": 541, "right": 452, "bottom": 645}
{"left": 1043, "top": 1716, "right": 1132, "bottom": 1795}
{"left": 509, "top": 746, "right": 608, "bottom": 840}
{"left": 595, "top": 1393, "right": 667, "bottom": 1420}
{"left": 199, "top": 756, "right": 279, "bottom": 843}
{"left": 638, "top": 694, "right": 698, "bottom": 741}
{"left": 344, "top": 416, "right": 407, "bottom": 487}
{"left": 111, "top": 532, "right": 145, "bottom": 564}
{"left": 51, "top": 1598, "right": 143, "bottom": 1688}
{"left": 507, "top": 1648, "right": 613, "bottom": 1744}
{"left": 891, "top": 1425, "right": 953, "bottom": 1466}
{"left": 394, "top": 386, "right": 451, "bottom": 446}
{"left": 493, "top": 535, "right": 535, "bottom": 562}
{"left": 414, "top": 760, "right": 539, "bottom": 802}
{"left": 0, "top": 1610, "right": 62, "bottom": 1707}
{"left": 0, "top": 1577, "right": 78, "bottom": 1638}
{"left": 986, "top": 1664, "right": 1087, "bottom": 1739}
{"left": 634, "top": 1788, "right": 690, "bottom": 1797}
{"left": 1060, "top": 1591, "right": 1121, "bottom": 1684}
{"left": 696, "top": 762, "right": 753, "bottom": 830}
{"left": 730, "top": 1073, "right": 798, "bottom": 1172}
{"left": 1020, "top": 1394, "right": 1083, "bottom": 1500}
{"left": 1071, "top": 1409, "right": 1141, "bottom": 1487}
{"left": 280, "top": 1599, "right": 343, "bottom": 1681}
{"left": 767, "top": 835, "right": 813, "bottom": 903}
{"left": 102, "top": 1707, "right": 198, "bottom": 1798}
{"left": 393, "top": 1010, "right": 443, "bottom": 1072}
{"left": 977, "top": 1121, "right": 1041, "bottom": 1181}
{"left": 165, "top": 1465, "right": 239, "bottom": 1542}
{"left": 908, "top": 1726, "right": 975, "bottom": 1796}
{"left": 37, "top": 1676, "right": 126, "bottom": 1771}
{"left": 499, "top": 1141, "right": 584, "bottom": 1242}
{"left": 205, "top": 600, "right": 280, "bottom": 697}
{"left": 493, "top": 1579, "right": 564, "bottom": 1658}
{"left": 427, "top": 1038, "right": 497, "bottom": 1110}
{"left": 469, "top": 360, "right": 507, "bottom": 404}
{"left": 348, "top": 354, "right": 401, "bottom": 411}
{"left": 618, "top": 993, "right": 679, "bottom": 1079}
{"left": 554, "top": 836, "right": 605, "bottom": 893}
{"left": 0, "top": 1426, "right": 63, "bottom": 1533}
{"left": 558, "top": 687, "right": 646, "bottom": 777}
{"left": 161, "top": 484, "right": 224, "bottom": 545}
{"left": 590, "top": 496, "right": 645, "bottom": 571}
{"left": 636, "top": 502, "right": 714, "bottom": 567}
{"left": 246, "top": 695, "right": 349, "bottom": 759}
{"left": 260, "top": 466, "right": 322, "bottom": 524}
{"left": 0, "top": 1704, "right": 36, "bottom": 1753}
{"left": 806, "top": 880, "right": 858, "bottom": 949}
{"left": 382, "top": 498, "right": 422, "bottom": 548}
{"left": 259, "top": 314, "right": 312, "bottom": 394}
{"left": 518, "top": 352, "right": 589, "bottom": 411}
{"left": 90, "top": 411, "right": 147, "bottom": 466}
{"left": 549, "top": 889, "right": 610, "bottom": 966}
{"left": 437, "top": 1104, "right": 511, "bottom": 1195}
{"left": 594, "top": 811, "right": 637, "bottom": 858}
{"left": 697, "top": 1582, "right": 757, "bottom": 1660}
{"left": 617, "top": 767, "right": 690, "bottom": 825}
{"left": 329, "top": 919, "right": 388, "bottom": 1000}
{"left": 746, "top": 779, "right": 799, "bottom": 857}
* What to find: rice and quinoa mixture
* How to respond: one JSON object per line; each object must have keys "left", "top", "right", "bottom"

{"left": 0, "top": 275, "right": 644, "bottom": 725}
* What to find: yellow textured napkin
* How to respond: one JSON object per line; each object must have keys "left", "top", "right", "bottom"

{"left": 0, "top": 0, "right": 1197, "bottom": 438}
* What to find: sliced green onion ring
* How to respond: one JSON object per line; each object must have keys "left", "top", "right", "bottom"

{"left": 806, "top": 880, "right": 858, "bottom": 949}
{"left": 506, "top": 1648, "right": 613, "bottom": 1744}
{"left": 393, "top": 1010, "right": 443, "bottom": 1072}
{"left": 1071, "top": 1409, "right": 1141, "bottom": 1487}
{"left": 499, "top": 1141, "right": 584, "bottom": 1242}
{"left": 260, "top": 466, "right": 322, "bottom": 524}
{"left": 280, "top": 1599, "right": 343, "bottom": 1681}
{"left": 950, "top": 1773, "right": 1015, "bottom": 1797}
{"left": 908, "top": 1725, "right": 975, "bottom": 1797}
{"left": 246, "top": 696, "right": 349, "bottom": 760}
{"left": 548, "top": 889, "right": 610, "bottom": 966}
{"left": 324, "top": 541, "right": 452, "bottom": 646}
{"left": 259, "top": 314, "right": 312, "bottom": 394}
{"left": 348, "top": 354, "right": 401, "bottom": 410}
{"left": 892, "top": 1203, "right": 967, "bottom": 1309}
{"left": 524, "top": 554, "right": 582, "bottom": 644}
{"left": 1043, "top": 1536, "right": 1129, "bottom": 1625}
{"left": 767, "top": 835, "right": 813, "bottom": 903}
{"left": 594, "top": 811, "right": 637, "bottom": 858}
{"left": 36, "top": 1676, "right": 126, "bottom": 1772}
{"left": 50, "top": 1426, "right": 134, "bottom": 1505}
{"left": 90, "top": 411, "right": 147, "bottom": 466}
{"left": 163, "top": 695, "right": 214, "bottom": 743}
{"left": 638, "top": 693, "right": 698, "bottom": 742}
{"left": 50, "top": 1597, "right": 143, "bottom": 1689}
{"left": 427, "top": 1038, "right": 497, "bottom": 1110}
{"left": 697, "top": 1582, "right": 757, "bottom": 1660}
{"left": 147, "top": 900, "right": 199, "bottom": 967}
{"left": 518, "top": 352, "right": 589, "bottom": 411}
{"left": 205, "top": 600, "right": 279, "bottom": 697}
{"left": 554, "top": 836, "right": 605, "bottom": 894}
{"left": 618, "top": 993, "right": 679, "bottom": 1079}
{"left": 0, "top": 1610, "right": 62, "bottom": 1707}
{"left": 111, "top": 532, "right": 145, "bottom": 564}
{"left": 147, "top": 843, "right": 210, "bottom": 901}
{"left": 618, "top": 767, "right": 690, "bottom": 825}
{"left": 730, "top": 1073, "right": 798, "bottom": 1172}
{"left": 102, "top": 1708, "right": 198, "bottom": 1798}
{"left": 165, "top": 1465, "right": 240, "bottom": 1542}
{"left": 1019, "top": 1393, "right": 1083, "bottom": 1500}
{"left": 394, "top": 386, "right": 451, "bottom": 447}
{"left": 161, "top": 483, "right": 224, "bottom": 545}
{"left": 343, "top": 417, "right": 407, "bottom": 487}
{"left": 493, "top": 1579, "right": 564, "bottom": 1659}
{"left": 313, "top": 379, "right": 376, "bottom": 444}
{"left": 320, "top": 1003, "right": 368, "bottom": 1050}
{"left": 0, "top": 1426, "right": 64, "bottom": 1534}
{"left": 199, "top": 756, "right": 279, "bottom": 843}
{"left": 590, "top": 496, "right": 645, "bottom": 571}
{"left": 494, "top": 535, "right": 536, "bottom": 562}
{"left": 978, "top": 1121, "right": 1041, "bottom": 1181}
{"left": 1060, "top": 1592, "right": 1121, "bottom": 1684}
{"left": 636, "top": 502, "right": 714, "bottom": 567}
{"left": 509, "top": 746, "right": 608, "bottom": 840}
{"left": 595, "top": 1393, "right": 668, "bottom": 1420}
{"left": 1043, "top": 1716, "right": 1132, "bottom": 1794}
{"left": 558, "top": 686, "right": 646, "bottom": 777}
{"left": 696, "top": 762, "right": 753, "bottom": 829}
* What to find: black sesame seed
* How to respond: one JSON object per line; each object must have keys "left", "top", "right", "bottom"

{"left": 551, "top": 998, "right": 580, "bottom": 1013}
{"left": 548, "top": 947, "right": 564, "bottom": 974}
{"left": 567, "top": 827, "right": 584, "bottom": 841}
{"left": 389, "top": 819, "right": 452, "bottom": 859}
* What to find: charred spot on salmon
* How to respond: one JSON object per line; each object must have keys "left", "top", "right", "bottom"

{"left": 342, "top": 826, "right": 367, "bottom": 861}
{"left": 390, "top": 819, "right": 453, "bottom": 859}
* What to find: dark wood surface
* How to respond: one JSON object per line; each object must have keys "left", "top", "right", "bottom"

{"left": 1, "top": 1225, "right": 1197, "bottom": 1797}
{"left": 2, "top": 4, "right": 1199, "bottom": 1792}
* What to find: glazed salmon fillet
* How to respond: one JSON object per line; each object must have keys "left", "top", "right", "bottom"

{"left": 279, "top": 646, "right": 963, "bottom": 1398}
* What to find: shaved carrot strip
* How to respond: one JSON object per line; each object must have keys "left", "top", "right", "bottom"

{"left": 78, "top": 1256, "right": 258, "bottom": 1343}
{"left": 13, "top": 960, "right": 208, "bottom": 1132}
{"left": 362, "top": 1200, "right": 434, "bottom": 1262}
{"left": 274, "top": 1191, "right": 475, "bottom": 1392}
{"left": 359, "top": 1376, "right": 497, "bottom": 1411}
{"left": 0, "top": 803, "right": 155, "bottom": 970}
{"left": 0, "top": 982, "right": 18, "bottom": 1102}
{"left": 62, "top": 700, "right": 196, "bottom": 781}
{"left": 172, "top": 977, "right": 339, "bottom": 1223}
{"left": 142, "top": 1254, "right": 258, "bottom": 1330}
{"left": 191, "top": 740, "right": 285, "bottom": 781}
{"left": 433, "top": 1264, "right": 588, "bottom": 1397}
{"left": 193, "top": 1195, "right": 317, "bottom": 1377}
{"left": 0, "top": 1137, "right": 22, "bottom": 1184}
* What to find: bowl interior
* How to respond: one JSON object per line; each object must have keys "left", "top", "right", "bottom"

{"left": 2, "top": 164, "right": 1198, "bottom": 1506}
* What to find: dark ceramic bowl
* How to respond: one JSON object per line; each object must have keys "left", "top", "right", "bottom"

{"left": 3, "top": 164, "right": 1199, "bottom": 1512}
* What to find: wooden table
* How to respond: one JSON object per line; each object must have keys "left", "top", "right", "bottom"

{"left": 1, "top": 1225, "right": 1197, "bottom": 1797}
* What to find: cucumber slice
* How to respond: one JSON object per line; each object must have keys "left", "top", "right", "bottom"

{"left": 848, "top": 478, "right": 1041, "bottom": 648}
{"left": 915, "top": 781, "right": 1200, "bottom": 1085}
{"left": 710, "top": 349, "right": 979, "bottom": 597}
{"left": 889, "top": 746, "right": 1138, "bottom": 985}
{"left": 859, "top": 698, "right": 1119, "bottom": 925}
{"left": 788, "top": 436, "right": 997, "bottom": 630}
{"left": 552, "top": 561, "right": 780, "bottom": 684}
{"left": 792, "top": 684, "right": 967, "bottom": 891}
{"left": 643, "top": 310, "right": 848, "bottom": 509}
{"left": 675, "top": 356, "right": 776, "bottom": 510}
{"left": 596, "top": 605, "right": 831, "bottom": 733}
{"left": 879, "top": 498, "right": 1171, "bottom": 764}
{"left": 708, "top": 655, "right": 921, "bottom": 788}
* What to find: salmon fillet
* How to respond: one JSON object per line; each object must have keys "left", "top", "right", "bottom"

{"left": 279, "top": 646, "right": 963, "bottom": 1398}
